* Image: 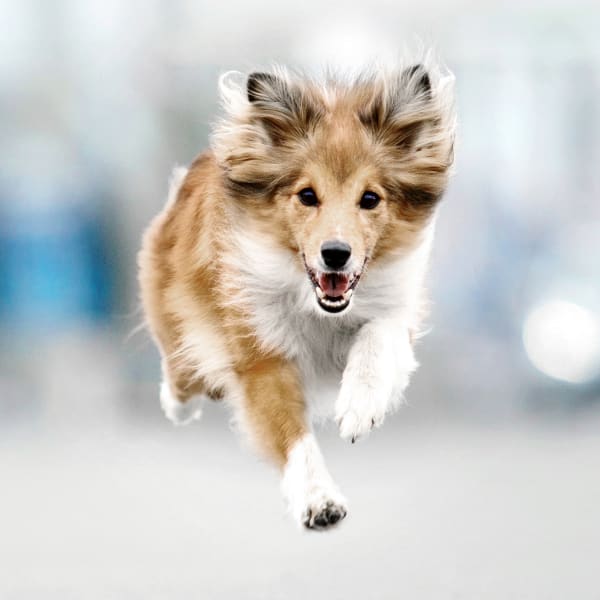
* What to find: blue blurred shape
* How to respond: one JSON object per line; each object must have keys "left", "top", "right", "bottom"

{"left": 0, "top": 161, "right": 113, "bottom": 333}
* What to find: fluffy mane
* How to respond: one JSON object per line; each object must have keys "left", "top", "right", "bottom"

{"left": 211, "top": 53, "right": 456, "bottom": 213}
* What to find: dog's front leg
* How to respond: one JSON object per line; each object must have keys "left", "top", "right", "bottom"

{"left": 236, "top": 356, "right": 347, "bottom": 529}
{"left": 335, "top": 317, "right": 418, "bottom": 442}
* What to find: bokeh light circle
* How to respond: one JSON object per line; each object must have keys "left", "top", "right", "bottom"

{"left": 523, "top": 300, "right": 600, "bottom": 384}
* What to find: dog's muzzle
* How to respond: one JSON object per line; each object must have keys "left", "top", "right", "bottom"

{"left": 304, "top": 260, "right": 364, "bottom": 314}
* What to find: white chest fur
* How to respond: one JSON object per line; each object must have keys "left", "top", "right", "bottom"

{"left": 223, "top": 224, "right": 435, "bottom": 418}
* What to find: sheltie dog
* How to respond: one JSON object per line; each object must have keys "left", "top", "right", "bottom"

{"left": 138, "top": 55, "right": 455, "bottom": 530}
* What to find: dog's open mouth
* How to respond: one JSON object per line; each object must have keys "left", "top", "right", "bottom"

{"left": 305, "top": 266, "right": 362, "bottom": 314}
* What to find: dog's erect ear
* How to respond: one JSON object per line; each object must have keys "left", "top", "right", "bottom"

{"left": 247, "top": 72, "right": 281, "bottom": 103}
{"left": 360, "top": 64, "right": 436, "bottom": 149}
{"left": 246, "top": 72, "right": 295, "bottom": 144}
{"left": 402, "top": 64, "right": 432, "bottom": 100}
{"left": 246, "top": 72, "right": 293, "bottom": 107}
{"left": 245, "top": 70, "right": 321, "bottom": 145}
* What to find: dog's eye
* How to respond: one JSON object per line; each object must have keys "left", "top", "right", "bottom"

{"left": 298, "top": 187, "right": 319, "bottom": 207}
{"left": 360, "top": 191, "right": 380, "bottom": 210}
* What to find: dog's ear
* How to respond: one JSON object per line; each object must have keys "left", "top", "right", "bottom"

{"left": 392, "top": 64, "right": 434, "bottom": 148}
{"left": 401, "top": 64, "right": 432, "bottom": 101}
{"left": 360, "top": 65, "right": 435, "bottom": 150}
{"left": 247, "top": 72, "right": 281, "bottom": 103}
{"left": 245, "top": 71, "right": 321, "bottom": 145}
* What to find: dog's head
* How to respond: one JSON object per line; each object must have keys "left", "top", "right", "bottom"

{"left": 212, "top": 62, "right": 455, "bottom": 316}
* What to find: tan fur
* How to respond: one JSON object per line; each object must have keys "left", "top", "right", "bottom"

{"left": 139, "top": 152, "right": 309, "bottom": 461}
{"left": 138, "top": 62, "right": 455, "bottom": 472}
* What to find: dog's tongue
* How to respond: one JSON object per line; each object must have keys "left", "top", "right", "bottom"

{"left": 319, "top": 273, "right": 350, "bottom": 297}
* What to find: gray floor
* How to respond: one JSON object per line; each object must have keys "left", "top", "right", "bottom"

{"left": 2, "top": 407, "right": 600, "bottom": 599}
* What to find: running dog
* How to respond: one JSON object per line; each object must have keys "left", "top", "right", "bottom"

{"left": 138, "top": 56, "right": 455, "bottom": 530}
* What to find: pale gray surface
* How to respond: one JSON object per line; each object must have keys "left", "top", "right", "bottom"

{"left": 2, "top": 408, "right": 599, "bottom": 599}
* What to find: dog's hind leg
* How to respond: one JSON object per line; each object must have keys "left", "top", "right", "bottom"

{"left": 160, "top": 357, "right": 206, "bottom": 426}
{"left": 236, "top": 356, "right": 347, "bottom": 530}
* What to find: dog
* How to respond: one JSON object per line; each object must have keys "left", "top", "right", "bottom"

{"left": 138, "top": 56, "right": 455, "bottom": 530}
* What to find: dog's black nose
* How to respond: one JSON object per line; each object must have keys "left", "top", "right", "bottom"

{"left": 321, "top": 240, "right": 352, "bottom": 270}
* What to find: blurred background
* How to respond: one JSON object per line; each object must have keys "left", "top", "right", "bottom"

{"left": 1, "top": 1, "right": 599, "bottom": 598}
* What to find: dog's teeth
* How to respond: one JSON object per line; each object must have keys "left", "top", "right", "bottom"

{"left": 315, "top": 286, "right": 354, "bottom": 309}
{"left": 321, "top": 296, "right": 344, "bottom": 307}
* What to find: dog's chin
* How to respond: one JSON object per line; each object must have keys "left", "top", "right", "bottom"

{"left": 304, "top": 266, "right": 363, "bottom": 316}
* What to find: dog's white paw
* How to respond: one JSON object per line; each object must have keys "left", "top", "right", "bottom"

{"left": 335, "top": 323, "right": 417, "bottom": 443}
{"left": 160, "top": 381, "right": 204, "bottom": 425}
{"left": 335, "top": 380, "right": 390, "bottom": 443}
{"left": 301, "top": 488, "right": 348, "bottom": 530}
{"left": 282, "top": 434, "right": 348, "bottom": 531}
{"left": 285, "top": 477, "right": 348, "bottom": 531}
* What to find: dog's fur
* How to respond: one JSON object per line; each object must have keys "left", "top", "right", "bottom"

{"left": 138, "top": 56, "right": 455, "bottom": 530}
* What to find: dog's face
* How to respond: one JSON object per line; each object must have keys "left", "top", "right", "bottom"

{"left": 213, "top": 67, "right": 455, "bottom": 315}
{"left": 284, "top": 139, "right": 414, "bottom": 314}
{"left": 288, "top": 159, "right": 385, "bottom": 314}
